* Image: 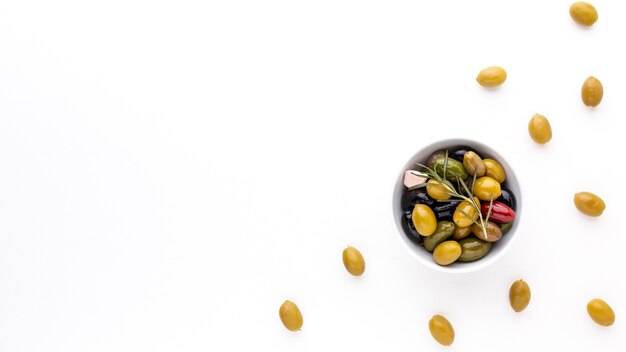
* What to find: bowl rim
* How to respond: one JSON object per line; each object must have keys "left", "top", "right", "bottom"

{"left": 391, "top": 138, "right": 522, "bottom": 274}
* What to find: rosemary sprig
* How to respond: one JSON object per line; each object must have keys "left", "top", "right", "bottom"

{"left": 484, "top": 195, "right": 494, "bottom": 225}
{"left": 410, "top": 153, "right": 492, "bottom": 237}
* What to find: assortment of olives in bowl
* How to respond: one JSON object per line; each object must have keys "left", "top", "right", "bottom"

{"left": 393, "top": 139, "right": 521, "bottom": 272}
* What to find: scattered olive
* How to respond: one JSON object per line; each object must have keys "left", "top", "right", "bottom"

{"left": 473, "top": 176, "right": 502, "bottom": 201}
{"left": 429, "top": 315, "right": 455, "bottom": 346}
{"left": 426, "top": 179, "right": 452, "bottom": 200}
{"left": 458, "top": 237, "right": 492, "bottom": 262}
{"left": 452, "top": 226, "right": 473, "bottom": 240}
{"left": 528, "top": 113, "right": 552, "bottom": 144}
{"left": 412, "top": 204, "right": 438, "bottom": 236}
{"left": 483, "top": 159, "right": 506, "bottom": 183}
{"left": 453, "top": 196, "right": 480, "bottom": 228}
{"left": 472, "top": 221, "right": 503, "bottom": 242}
{"left": 587, "top": 298, "right": 615, "bottom": 326}
{"left": 424, "top": 221, "right": 456, "bottom": 252}
{"left": 581, "top": 76, "right": 603, "bottom": 107}
{"left": 574, "top": 191, "right": 605, "bottom": 217}
{"left": 463, "top": 151, "right": 486, "bottom": 177}
{"left": 342, "top": 246, "right": 365, "bottom": 276}
{"left": 476, "top": 66, "right": 507, "bottom": 88}
{"left": 509, "top": 280, "right": 531, "bottom": 312}
{"left": 433, "top": 241, "right": 462, "bottom": 265}
{"left": 279, "top": 300, "right": 303, "bottom": 331}
{"left": 570, "top": 2, "right": 598, "bottom": 26}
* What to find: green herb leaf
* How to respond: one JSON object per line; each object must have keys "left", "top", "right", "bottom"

{"left": 484, "top": 194, "right": 494, "bottom": 224}
{"left": 443, "top": 150, "right": 449, "bottom": 181}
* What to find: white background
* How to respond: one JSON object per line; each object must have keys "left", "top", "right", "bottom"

{"left": 1, "top": 0, "right": 624, "bottom": 351}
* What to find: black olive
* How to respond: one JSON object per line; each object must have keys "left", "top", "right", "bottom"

{"left": 432, "top": 200, "right": 461, "bottom": 221}
{"left": 498, "top": 185, "right": 517, "bottom": 211}
{"left": 401, "top": 211, "right": 423, "bottom": 244}
{"left": 449, "top": 145, "right": 474, "bottom": 162}
{"left": 401, "top": 188, "right": 435, "bottom": 210}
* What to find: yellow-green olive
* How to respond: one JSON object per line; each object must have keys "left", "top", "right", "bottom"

{"left": 453, "top": 197, "right": 480, "bottom": 228}
{"left": 412, "top": 204, "right": 437, "bottom": 236}
{"left": 570, "top": 2, "right": 598, "bottom": 26}
{"left": 581, "top": 76, "right": 603, "bottom": 107}
{"left": 509, "top": 279, "right": 531, "bottom": 312}
{"left": 452, "top": 226, "right": 473, "bottom": 240}
{"left": 433, "top": 241, "right": 462, "bottom": 266}
{"left": 574, "top": 191, "right": 605, "bottom": 217}
{"left": 483, "top": 159, "right": 506, "bottom": 183}
{"left": 463, "top": 151, "right": 486, "bottom": 177}
{"left": 528, "top": 113, "right": 552, "bottom": 144}
{"left": 429, "top": 315, "right": 455, "bottom": 346}
{"left": 471, "top": 221, "right": 503, "bottom": 242}
{"left": 342, "top": 246, "right": 365, "bottom": 276}
{"left": 433, "top": 157, "right": 468, "bottom": 181}
{"left": 458, "top": 237, "right": 492, "bottom": 262}
{"left": 476, "top": 66, "right": 507, "bottom": 88}
{"left": 279, "top": 300, "right": 303, "bottom": 331}
{"left": 587, "top": 298, "right": 615, "bottom": 326}
{"left": 499, "top": 222, "right": 513, "bottom": 235}
{"left": 426, "top": 179, "right": 452, "bottom": 200}
{"left": 473, "top": 176, "right": 502, "bottom": 201}
{"left": 424, "top": 221, "right": 456, "bottom": 252}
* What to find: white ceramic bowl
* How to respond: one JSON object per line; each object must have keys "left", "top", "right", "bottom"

{"left": 392, "top": 139, "right": 522, "bottom": 274}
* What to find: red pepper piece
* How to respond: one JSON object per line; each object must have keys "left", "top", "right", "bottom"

{"left": 481, "top": 201, "right": 516, "bottom": 223}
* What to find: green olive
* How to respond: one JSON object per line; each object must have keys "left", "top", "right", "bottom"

{"left": 574, "top": 191, "right": 605, "bottom": 217}
{"left": 587, "top": 298, "right": 615, "bottom": 326}
{"left": 499, "top": 222, "right": 513, "bottom": 235}
{"left": 429, "top": 315, "right": 455, "bottom": 346}
{"left": 473, "top": 176, "right": 502, "bottom": 201}
{"left": 424, "top": 221, "right": 456, "bottom": 252}
{"left": 433, "top": 241, "right": 462, "bottom": 266}
{"left": 426, "top": 150, "right": 446, "bottom": 169}
{"left": 426, "top": 179, "right": 452, "bottom": 200}
{"left": 412, "top": 204, "right": 437, "bottom": 236}
{"left": 458, "top": 237, "right": 492, "bottom": 262}
{"left": 452, "top": 226, "right": 473, "bottom": 240}
{"left": 471, "top": 221, "right": 503, "bottom": 242}
{"left": 570, "top": 2, "right": 598, "bottom": 26}
{"left": 476, "top": 66, "right": 507, "bottom": 88}
{"left": 342, "top": 246, "right": 365, "bottom": 276}
{"left": 463, "top": 151, "right": 486, "bottom": 177}
{"left": 528, "top": 113, "right": 552, "bottom": 144}
{"left": 433, "top": 157, "right": 468, "bottom": 181}
{"left": 453, "top": 196, "right": 480, "bottom": 228}
{"left": 279, "top": 300, "right": 303, "bottom": 331}
{"left": 581, "top": 76, "right": 603, "bottom": 107}
{"left": 483, "top": 159, "right": 506, "bottom": 183}
{"left": 509, "top": 279, "right": 531, "bottom": 312}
